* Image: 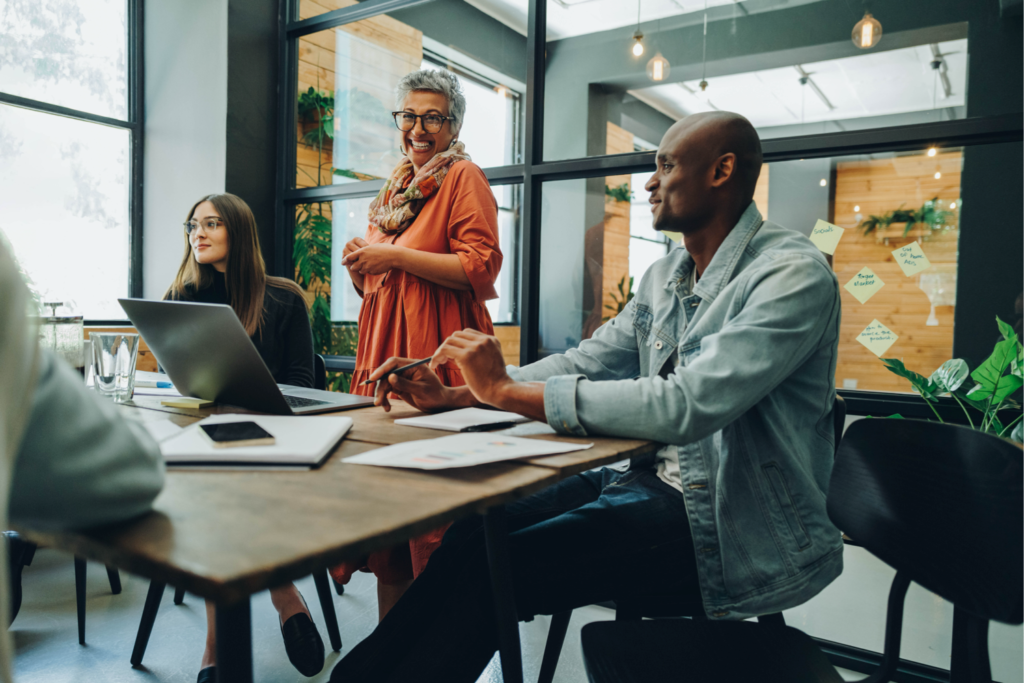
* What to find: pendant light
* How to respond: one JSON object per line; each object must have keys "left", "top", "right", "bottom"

{"left": 852, "top": 11, "right": 882, "bottom": 49}
{"left": 632, "top": 0, "right": 644, "bottom": 56}
{"left": 698, "top": 0, "right": 709, "bottom": 90}
{"left": 647, "top": 53, "right": 670, "bottom": 81}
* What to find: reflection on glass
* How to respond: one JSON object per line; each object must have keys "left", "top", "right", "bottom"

{"left": 294, "top": 4, "right": 524, "bottom": 188}
{"left": 0, "top": 104, "right": 130, "bottom": 319}
{"left": 0, "top": 0, "right": 127, "bottom": 119}
{"left": 540, "top": 171, "right": 669, "bottom": 356}
{"left": 537, "top": 0, "right": 971, "bottom": 161}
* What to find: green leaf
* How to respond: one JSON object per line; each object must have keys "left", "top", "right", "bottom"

{"left": 967, "top": 374, "right": 1024, "bottom": 403}
{"left": 968, "top": 337, "right": 1023, "bottom": 401}
{"left": 887, "top": 414, "right": 904, "bottom": 419}
{"left": 880, "top": 358, "right": 942, "bottom": 399}
{"left": 1012, "top": 421, "right": 1023, "bottom": 443}
{"left": 997, "top": 316, "right": 1016, "bottom": 342}
{"left": 930, "top": 358, "right": 969, "bottom": 393}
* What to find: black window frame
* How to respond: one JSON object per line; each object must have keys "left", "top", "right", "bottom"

{"left": 276, "top": 0, "right": 1023, "bottom": 419}
{"left": 0, "top": 0, "right": 145, "bottom": 325}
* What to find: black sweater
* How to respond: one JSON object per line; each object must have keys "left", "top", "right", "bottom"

{"left": 168, "top": 277, "right": 315, "bottom": 388}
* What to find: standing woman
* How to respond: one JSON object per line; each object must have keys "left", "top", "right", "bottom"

{"left": 165, "top": 193, "right": 325, "bottom": 683}
{"left": 336, "top": 69, "right": 502, "bottom": 617}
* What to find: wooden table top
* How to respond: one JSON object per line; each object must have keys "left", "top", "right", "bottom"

{"left": 19, "top": 406, "right": 559, "bottom": 604}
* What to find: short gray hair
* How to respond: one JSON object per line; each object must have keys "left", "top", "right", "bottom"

{"left": 395, "top": 69, "right": 466, "bottom": 134}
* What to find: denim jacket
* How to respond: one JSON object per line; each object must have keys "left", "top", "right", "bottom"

{"left": 509, "top": 203, "right": 844, "bottom": 619}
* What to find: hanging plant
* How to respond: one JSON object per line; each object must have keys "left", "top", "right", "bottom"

{"left": 858, "top": 197, "right": 956, "bottom": 237}
{"left": 605, "top": 183, "right": 633, "bottom": 203}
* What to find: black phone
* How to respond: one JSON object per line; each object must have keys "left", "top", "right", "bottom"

{"left": 199, "top": 422, "right": 275, "bottom": 448}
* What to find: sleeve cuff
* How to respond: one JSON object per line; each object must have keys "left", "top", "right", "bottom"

{"left": 456, "top": 249, "right": 499, "bottom": 302}
{"left": 543, "top": 374, "right": 588, "bottom": 436}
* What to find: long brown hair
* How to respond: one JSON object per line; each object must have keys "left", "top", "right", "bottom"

{"left": 165, "top": 193, "right": 307, "bottom": 336}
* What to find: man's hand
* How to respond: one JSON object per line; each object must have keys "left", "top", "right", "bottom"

{"left": 430, "top": 330, "right": 513, "bottom": 407}
{"left": 367, "top": 357, "right": 469, "bottom": 413}
{"left": 342, "top": 243, "right": 400, "bottom": 275}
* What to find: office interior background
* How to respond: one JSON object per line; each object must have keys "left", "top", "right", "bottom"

{"left": 0, "top": 0, "right": 1021, "bottom": 681}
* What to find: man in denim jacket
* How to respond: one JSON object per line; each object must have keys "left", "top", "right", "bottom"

{"left": 331, "top": 112, "right": 843, "bottom": 683}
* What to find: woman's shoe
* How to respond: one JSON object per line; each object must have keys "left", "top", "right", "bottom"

{"left": 197, "top": 666, "right": 216, "bottom": 683}
{"left": 280, "top": 594, "right": 325, "bottom": 677}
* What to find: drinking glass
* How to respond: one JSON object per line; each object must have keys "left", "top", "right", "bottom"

{"left": 91, "top": 333, "right": 139, "bottom": 402}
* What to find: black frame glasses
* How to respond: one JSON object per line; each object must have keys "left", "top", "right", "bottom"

{"left": 184, "top": 218, "right": 224, "bottom": 235}
{"left": 392, "top": 111, "right": 451, "bottom": 133}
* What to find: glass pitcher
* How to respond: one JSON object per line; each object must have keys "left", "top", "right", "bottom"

{"left": 38, "top": 301, "right": 85, "bottom": 376}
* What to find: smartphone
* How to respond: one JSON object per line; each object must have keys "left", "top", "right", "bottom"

{"left": 199, "top": 422, "right": 275, "bottom": 448}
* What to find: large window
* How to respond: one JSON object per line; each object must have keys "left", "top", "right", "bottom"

{"left": 0, "top": 0, "right": 142, "bottom": 320}
{"left": 279, "top": 0, "right": 1023, "bottom": 415}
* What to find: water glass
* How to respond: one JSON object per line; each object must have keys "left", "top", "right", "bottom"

{"left": 91, "top": 333, "right": 140, "bottom": 402}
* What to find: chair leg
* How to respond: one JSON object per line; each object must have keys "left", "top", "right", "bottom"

{"left": 537, "top": 610, "right": 572, "bottom": 683}
{"left": 74, "top": 557, "right": 86, "bottom": 645}
{"left": 106, "top": 566, "right": 122, "bottom": 595}
{"left": 313, "top": 570, "right": 343, "bottom": 652}
{"left": 173, "top": 586, "right": 186, "bottom": 605}
{"left": 333, "top": 578, "right": 345, "bottom": 596}
{"left": 951, "top": 606, "right": 991, "bottom": 683}
{"left": 131, "top": 580, "right": 166, "bottom": 667}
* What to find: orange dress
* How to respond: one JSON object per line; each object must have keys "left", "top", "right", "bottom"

{"left": 331, "top": 160, "right": 502, "bottom": 586}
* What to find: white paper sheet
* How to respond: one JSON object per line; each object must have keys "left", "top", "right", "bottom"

{"left": 342, "top": 433, "right": 592, "bottom": 470}
{"left": 142, "top": 419, "right": 184, "bottom": 443}
{"left": 394, "top": 407, "right": 530, "bottom": 432}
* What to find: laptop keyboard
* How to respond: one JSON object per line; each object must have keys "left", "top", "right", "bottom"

{"left": 284, "top": 394, "right": 333, "bottom": 408}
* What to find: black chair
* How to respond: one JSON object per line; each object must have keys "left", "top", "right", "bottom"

{"left": 6, "top": 533, "right": 122, "bottom": 645}
{"left": 536, "top": 396, "right": 846, "bottom": 683}
{"left": 581, "top": 418, "right": 1023, "bottom": 683}
{"left": 131, "top": 354, "right": 343, "bottom": 665}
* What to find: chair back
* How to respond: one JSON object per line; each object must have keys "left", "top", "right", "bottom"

{"left": 828, "top": 418, "right": 1023, "bottom": 624}
{"left": 313, "top": 353, "right": 326, "bottom": 391}
{"left": 831, "top": 395, "right": 846, "bottom": 456}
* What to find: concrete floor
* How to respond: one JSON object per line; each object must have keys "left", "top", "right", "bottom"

{"left": 10, "top": 547, "right": 973, "bottom": 683}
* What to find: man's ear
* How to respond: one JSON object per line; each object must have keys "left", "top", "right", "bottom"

{"left": 710, "top": 153, "right": 737, "bottom": 188}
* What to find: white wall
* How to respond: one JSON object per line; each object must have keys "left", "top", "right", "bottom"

{"left": 143, "top": 0, "right": 228, "bottom": 299}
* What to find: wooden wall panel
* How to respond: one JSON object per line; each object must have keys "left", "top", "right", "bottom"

{"left": 603, "top": 122, "right": 634, "bottom": 319}
{"left": 832, "top": 151, "right": 962, "bottom": 393}
{"left": 493, "top": 326, "right": 521, "bottom": 367}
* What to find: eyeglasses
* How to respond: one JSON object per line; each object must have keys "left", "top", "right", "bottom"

{"left": 184, "top": 218, "right": 224, "bottom": 235}
{"left": 392, "top": 111, "right": 451, "bottom": 134}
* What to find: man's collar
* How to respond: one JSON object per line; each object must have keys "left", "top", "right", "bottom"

{"left": 668, "top": 202, "right": 763, "bottom": 303}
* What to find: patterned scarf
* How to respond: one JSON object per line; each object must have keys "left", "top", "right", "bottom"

{"left": 368, "top": 141, "right": 472, "bottom": 235}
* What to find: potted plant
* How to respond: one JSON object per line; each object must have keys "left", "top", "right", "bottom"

{"left": 879, "top": 317, "right": 1022, "bottom": 442}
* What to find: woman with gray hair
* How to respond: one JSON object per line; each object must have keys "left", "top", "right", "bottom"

{"left": 336, "top": 69, "right": 503, "bottom": 618}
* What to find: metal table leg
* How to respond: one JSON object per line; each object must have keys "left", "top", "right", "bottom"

{"left": 215, "top": 597, "right": 253, "bottom": 683}
{"left": 483, "top": 506, "right": 523, "bottom": 683}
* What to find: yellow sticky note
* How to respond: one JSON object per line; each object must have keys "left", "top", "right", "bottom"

{"left": 856, "top": 319, "right": 899, "bottom": 357}
{"left": 844, "top": 267, "right": 885, "bottom": 304}
{"left": 809, "top": 220, "right": 845, "bottom": 255}
{"left": 161, "top": 397, "right": 214, "bottom": 409}
{"left": 663, "top": 231, "right": 682, "bottom": 243}
{"left": 891, "top": 242, "right": 931, "bottom": 276}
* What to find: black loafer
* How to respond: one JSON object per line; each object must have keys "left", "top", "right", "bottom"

{"left": 197, "top": 666, "right": 216, "bottom": 683}
{"left": 281, "top": 602, "right": 325, "bottom": 677}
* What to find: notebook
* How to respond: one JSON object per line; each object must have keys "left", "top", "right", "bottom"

{"left": 342, "top": 433, "right": 592, "bottom": 470}
{"left": 394, "top": 408, "right": 530, "bottom": 432}
{"left": 157, "top": 414, "right": 352, "bottom": 467}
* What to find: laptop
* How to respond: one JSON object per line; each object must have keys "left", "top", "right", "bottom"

{"left": 118, "top": 298, "right": 376, "bottom": 415}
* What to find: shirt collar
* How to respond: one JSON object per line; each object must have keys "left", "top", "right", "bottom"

{"left": 667, "top": 202, "right": 763, "bottom": 304}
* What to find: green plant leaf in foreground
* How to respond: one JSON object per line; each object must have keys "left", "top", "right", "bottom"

{"left": 1013, "top": 421, "right": 1023, "bottom": 443}
{"left": 967, "top": 334, "right": 1023, "bottom": 402}
{"left": 880, "top": 359, "right": 942, "bottom": 399}
{"left": 930, "top": 358, "right": 969, "bottom": 393}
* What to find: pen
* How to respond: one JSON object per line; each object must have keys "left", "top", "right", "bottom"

{"left": 135, "top": 380, "right": 173, "bottom": 388}
{"left": 361, "top": 357, "right": 432, "bottom": 386}
{"left": 460, "top": 422, "right": 518, "bottom": 432}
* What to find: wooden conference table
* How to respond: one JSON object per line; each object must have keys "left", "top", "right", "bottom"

{"left": 16, "top": 396, "right": 659, "bottom": 683}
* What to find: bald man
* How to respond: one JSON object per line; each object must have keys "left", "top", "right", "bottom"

{"left": 331, "top": 113, "right": 844, "bottom": 683}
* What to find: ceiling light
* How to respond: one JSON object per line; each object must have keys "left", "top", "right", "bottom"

{"left": 934, "top": 171, "right": 942, "bottom": 179}
{"left": 647, "top": 53, "right": 670, "bottom": 82}
{"left": 854, "top": 205, "right": 860, "bottom": 212}
{"left": 819, "top": 179, "right": 827, "bottom": 187}
{"left": 852, "top": 12, "right": 882, "bottom": 49}
{"left": 927, "top": 147, "right": 937, "bottom": 157}
{"left": 949, "top": 202, "right": 956, "bottom": 209}
{"left": 632, "top": 32, "right": 644, "bottom": 56}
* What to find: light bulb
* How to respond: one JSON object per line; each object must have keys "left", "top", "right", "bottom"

{"left": 852, "top": 12, "right": 882, "bottom": 49}
{"left": 853, "top": 205, "right": 860, "bottom": 212}
{"left": 927, "top": 147, "right": 937, "bottom": 157}
{"left": 633, "top": 39, "right": 644, "bottom": 56}
{"left": 934, "top": 171, "right": 942, "bottom": 179}
{"left": 646, "top": 53, "right": 670, "bottom": 82}
{"left": 949, "top": 202, "right": 956, "bottom": 209}
{"left": 819, "top": 179, "right": 827, "bottom": 187}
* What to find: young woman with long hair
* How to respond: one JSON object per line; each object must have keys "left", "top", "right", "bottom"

{"left": 166, "top": 193, "right": 325, "bottom": 683}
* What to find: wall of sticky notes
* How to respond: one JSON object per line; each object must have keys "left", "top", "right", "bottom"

{"left": 830, "top": 150, "right": 961, "bottom": 393}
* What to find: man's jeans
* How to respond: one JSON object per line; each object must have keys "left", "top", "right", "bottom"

{"left": 330, "top": 466, "right": 702, "bottom": 683}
